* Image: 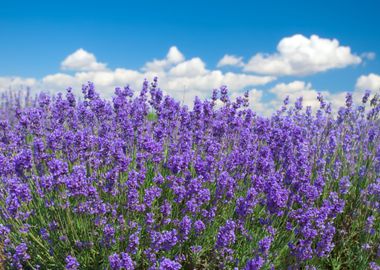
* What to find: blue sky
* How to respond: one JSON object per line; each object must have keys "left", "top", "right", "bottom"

{"left": 1, "top": 0, "right": 380, "bottom": 112}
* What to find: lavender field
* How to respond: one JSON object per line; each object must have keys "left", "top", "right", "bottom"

{"left": 0, "top": 79, "right": 379, "bottom": 269}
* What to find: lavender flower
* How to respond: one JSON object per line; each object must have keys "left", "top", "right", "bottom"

{"left": 245, "top": 256, "right": 264, "bottom": 270}
{"left": 216, "top": 220, "right": 236, "bottom": 249}
{"left": 0, "top": 80, "right": 379, "bottom": 269}
{"left": 65, "top": 255, "right": 79, "bottom": 270}
{"left": 159, "top": 258, "right": 181, "bottom": 270}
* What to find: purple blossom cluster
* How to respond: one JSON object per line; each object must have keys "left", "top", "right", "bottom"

{"left": 0, "top": 80, "right": 379, "bottom": 269}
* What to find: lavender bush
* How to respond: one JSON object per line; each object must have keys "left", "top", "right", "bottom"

{"left": 0, "top": 79, "right": 379, "bottom": 269}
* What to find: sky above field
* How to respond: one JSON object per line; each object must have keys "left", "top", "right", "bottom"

{"left": 1, "top": 0, "right": 380, "bottom": 113}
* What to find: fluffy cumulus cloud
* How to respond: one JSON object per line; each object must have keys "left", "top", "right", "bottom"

{"left": 217, "top": 55, "right": 244, "bottom": 68}
{"left": 142, "top": 46, "right": 185, "bottom": 73}
{"left": 0, "top": 77, "right": 37, "bottom": 90}
{"left": 269, "top": 81, "right": 322, "bottom": 108}
{"left": 261, "top": 78, "right": 380, "bottom": 115}
{"left": 0, "top": 46, "right": 276, "bottom": 104}
{"left": 355, "top": 73, "right": 380, "bottom": 92}
{"left": 267, "top": 81, "right": 346, "bottom": 111}
{"left": 61, "top": 48, "right": 107, "bottom": 71}
{"left": 228, "top": 81, "right": 337, "bottom": 116}
{"left": 229, "top": 88, "right": 266, "bottom": 113}
{"left": 217, "top": 34, "right": 361, "bottom": 76}
{"left": 0, "top": 36, "right": 378, "bottom": 114}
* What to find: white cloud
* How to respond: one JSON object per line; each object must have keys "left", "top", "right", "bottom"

{"left": 269, "top": 81, "right": 324, "bottom": 109}
{"left": 166, "top": 46, "right": 185, "bottom": 64}
{"left": 217, "top": 55, "right": 244, "bottom": 68}
{"left": 42, "top": 73, "right": 77, "bottom": 89}
{"left": 355, "top": 73, "right": 380, "bottom": 92}
{"left": 142, "top": 46, "right": 185, "bottom": 73}
{"left": 266, "top": 77, "right": 380, "bottom": 114}
{"left": 61, "top": 48, "right": 107, "bottom": 71}
{"left": 267, "top": 80, "right": 349, "bottom": 111}
{"left": 0, "top": 40, "right": 376, "bottom": 115}
{"left": 0, "top": 77, "right": 37, "bottom": 92}
{"left": 243, "top": 34, "right": 361, "bottom": 76}
{"left": 0, "top": 46, "right": 274, "bottom": 103}
{"left": 41, "top": 70, "right": 145, "bottom": 99}
{"left": 163, "top": 70, "right": 274, "bottom": 104}
{"left": 233, "top": 88, "right": 267, "bottom": 113}
{"left": 169, "top": 58, "right": 207, "bottom": 77}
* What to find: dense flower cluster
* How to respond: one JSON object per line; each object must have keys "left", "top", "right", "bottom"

{"left": 0, "top": 79, "right": 379, "bottom": 269}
